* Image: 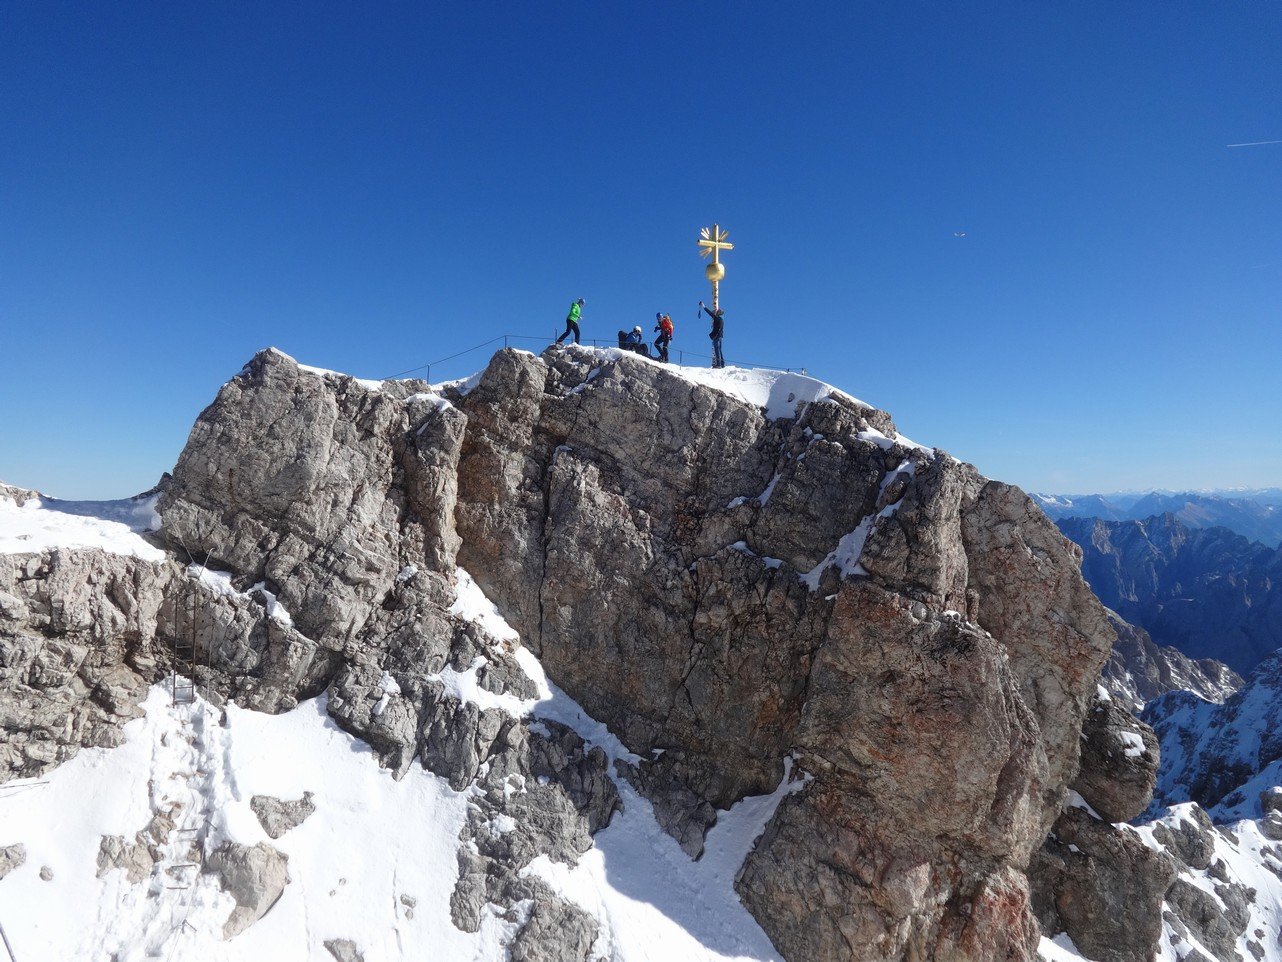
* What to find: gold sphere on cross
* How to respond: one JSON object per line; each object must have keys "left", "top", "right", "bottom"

{"left": 705, "top": 261, "right": 726, "bottom": 282}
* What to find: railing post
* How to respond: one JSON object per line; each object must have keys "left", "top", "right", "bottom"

{"left": 1, "top": 918, "right": 19, "bottom": 962}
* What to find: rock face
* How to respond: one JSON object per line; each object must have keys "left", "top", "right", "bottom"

{"left": 1031, "top": 805, "right": 1178, "bottom": 962}
{"left": 1057, "top": 514, "right": 1282, "bottom": 675}
{"left": 0, "top": 547, "right": 167, "bottom": 776}
{"left": 448, "top": 347, "right": 1113, "bottom": 959}
{"left": 0, "top": 346, "right": 1122, "bottom": 961}
{"left": 1070, "top": 689, "right": 1159, "bottom": 823}
{"left": 204, "top": 841, "right": 290, "bottom": 939}
{"left": 1028, "top": 642, "right": 1282, "bottom": 962}
{"left": 1100, "top": 611, "right": 1242, "bottom": 715}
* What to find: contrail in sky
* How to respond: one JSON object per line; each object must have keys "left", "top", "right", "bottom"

{"left": 1226, "top": 140, "right": 1282, "bottom": 147}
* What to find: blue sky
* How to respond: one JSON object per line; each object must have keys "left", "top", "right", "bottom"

{"left": 2, "top": 2, "right": 1279, "bottom": 499}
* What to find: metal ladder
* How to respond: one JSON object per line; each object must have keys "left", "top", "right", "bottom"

{"left": 172, "top": 549, "right": 210, "bottom": 706}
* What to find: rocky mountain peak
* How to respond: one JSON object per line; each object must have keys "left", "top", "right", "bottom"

{"left": 2, "top": 345, "right": 1129, "bottom": 960}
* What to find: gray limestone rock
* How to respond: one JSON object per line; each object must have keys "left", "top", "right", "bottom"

{"left": 158, "top": 347, "right": 456, "bottom": 652}
{"left": 0, "top": 843, "right": 26, "bottom": 881}
{"left": 96, "top": 834, "right": 157, "bottom": 884}
{"left": 1166, "top": 877, "right": 1251, "bottom": 962}
{"left": 616, "top": 757, "right": 717, "bottom": 859}
{"left": 323, "top": 939, "right": 364, "bottom": 962}
{"left": 1029, "top": 807, "right": 1177, "bottom": 962}
{"left": 1151, "top": 805, "right": 1219, "bottom": 871}
{"left": 450, "top": 347, "right": 1113, "bottom": 961}
{"left": 507, "top": 895, "right": 600, "bottom": 962}
{"left": 250, "top": 792, "right": 316, "bottom": 839}
{"left": 1071, "top": 690, "right": 1160, "bottom": 823}
{"left": 204, "top": 841, "right": 290, "bottom": 939}
{"left": 0, "top": 549, "right": 168, "bottom": 780}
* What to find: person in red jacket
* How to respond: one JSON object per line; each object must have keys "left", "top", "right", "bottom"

{"left": 653, "top": 312, "right": 674, "bottom": 363}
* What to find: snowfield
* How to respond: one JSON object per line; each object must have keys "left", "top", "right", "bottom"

{"left": 0, "top": 554, "right": 797, "bottom": 961}
{"left": 0, "top": 491, "right": 163, "bottom": 561}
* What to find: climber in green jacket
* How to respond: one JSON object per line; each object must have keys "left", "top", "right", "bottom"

{"left": 556, "top": 298, "right": 585, "bottom": 345}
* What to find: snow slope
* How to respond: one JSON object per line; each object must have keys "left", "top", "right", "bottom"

{"left": 0, "top": 490, "right": 163, "bottom": 560}
{"left": 0, "top": 560, "right": 797, "bottom": 961}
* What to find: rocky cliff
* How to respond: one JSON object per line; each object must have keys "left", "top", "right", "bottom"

{"left": 1, "top": 345, "right": 1137, "bottom": 960}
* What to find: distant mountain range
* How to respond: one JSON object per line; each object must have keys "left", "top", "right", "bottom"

{"left": 1057, "top": 514, "right": 1282, "bottom": 675}
{"left": 1034, "top": 488, "right": 1282, "bottom": 547}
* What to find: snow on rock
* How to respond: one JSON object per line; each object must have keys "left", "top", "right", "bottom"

{"left": 1117, "top": 730, "right": 1146, "bottom": 759}
{"left": 800, "top": 457, "right": 918, "bottom": 591}
{"left": 448, "top": 566, "right": 804, "bottom": 958}
{"left": 187, "top": 566, "right": 296, "bottom": 630}
{"left": 432, "top": 369, "right": 486, "bottom": 397}
{"left": 523, "top": 758, "right": 806, "bottom": 962}
{"left": 1133, "top": 804, "right": 1282, "bottom": 962}
{"left": 0, "top": 491, "right": 165, "bottom": 561}
{"left": 0, "top": 685, "right": 516, "bottom": 961}
{"left": 270, "top": 348, "right": 386, "bottom": 392}
{"left": 1144, "top": 650, "right": 1282, "bottom": 819}
{"left": 249, "top": 583, "right": 294, "bottom": 627}
{"left": 0, "top": 563, "right": 802, "bottom": 961}
{"left": 450, "top": 567, "right": 520, "bottom": 644}
{"left": 1038, "top": 932, "right": 1097, "bottom": 962}
{"left": 555, "top": 344, "right": 870, "bottom": 422}
{"left": 430, "top": 655, "right": 536, "bottom": 717}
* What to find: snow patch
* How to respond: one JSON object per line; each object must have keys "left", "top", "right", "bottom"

{"left": 800, "top": 457, "right": 919, "bottom": 591}
{"left": 1039, "top": 932, "right": 1097, "bottom": 961}
{"left": 283, "top": 350, "right": 385, "bottom": 391}
{"left": 558, "top": 344, "right": 869, "bottom": 421}
{"left": 250, "top": 581, "right": 293, "bottom": 627}
{"left": 0, "top": 685, "right": 506, "bottom": 960}
{"left": 433, "top": 369, "right": 485, "bottom": 396}
{"left": 0, "top": 493, "right": 165, "bottom": 561}
{"left": 523, "top": 757, "right": 807, "bottom": 962}
{"left": 1118, "top": 730, "right": 1146, "bottom": 758}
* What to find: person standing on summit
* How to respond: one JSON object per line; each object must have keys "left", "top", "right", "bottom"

{"left": 699, "top": 300, "right": 725, "bottom": 368}
{"left": 653, "top": 312, "right": 674, "bottom": 363}
{"left": 556, "top": 298, "right": 585, "bottom": 345}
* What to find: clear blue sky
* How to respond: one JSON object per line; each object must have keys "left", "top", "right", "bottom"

{"left": 2, "top": 2, "right": 1280, "bottom": 499}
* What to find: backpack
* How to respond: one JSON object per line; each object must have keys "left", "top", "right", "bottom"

{"left": 660, "top": 315, "right": 674, "bottom": 338}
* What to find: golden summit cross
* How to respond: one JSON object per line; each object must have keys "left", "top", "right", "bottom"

{"left": 698, "top": 224, "right": 734, "bottom": 310}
